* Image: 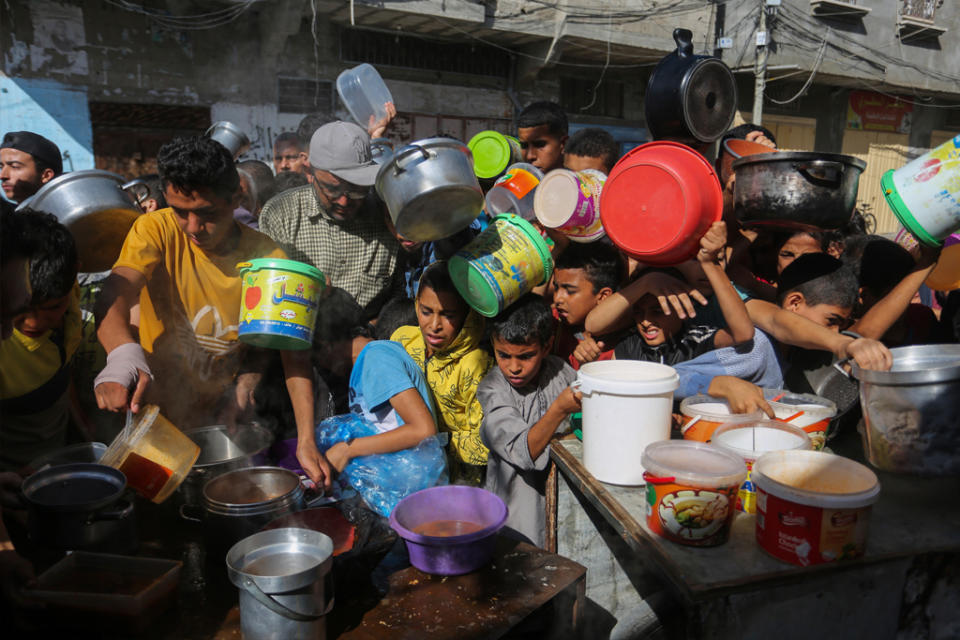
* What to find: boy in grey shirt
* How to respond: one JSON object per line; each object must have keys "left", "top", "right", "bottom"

{"left": 479, "top": 295, "right": 581, "bottom": 547}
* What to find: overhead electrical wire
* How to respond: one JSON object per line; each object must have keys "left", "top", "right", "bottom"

{"left": 104, "top": 0, "right": 258, "bottom": 31}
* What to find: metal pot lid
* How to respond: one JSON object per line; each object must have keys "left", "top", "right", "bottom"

{"left": 732, "top": 151, "right": 867, "bottom": 171}
{"left": 22, "top": 463, "right": 126, "bottom": 512}
{"left": 852, "top": 344, "right": 960, "bottom": 385}
{"left": 203, "top": 466, "right": 300, "bottom": 507}
{"left": 681, "top": 59, "right": 737, "bottom": 143}
{"left": 188, "top": 424, "right": 273, "bottom": 469}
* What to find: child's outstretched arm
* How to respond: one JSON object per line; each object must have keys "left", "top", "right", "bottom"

{"left": 325, "top": 388, "right": 437, "bottom": 472}
{"left": 584, "top": 271, "right": 709, "bottom": 334}
{"left": 698, "top": 222, "right": 754, "bottom": 347}
{"left": 526, "top": 387, "right": 581, "bottom": 460}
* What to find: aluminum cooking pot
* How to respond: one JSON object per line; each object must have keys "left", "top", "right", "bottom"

{"left": 18, "top": 170, "right": 142, "bottom": 273}
{"left": 184, "top": 466, "right": 324, "bottom": 551}
{"left": 180, "top": 423, "right": 274, "bottom": 508}
{"left": 207, "top": 121, "right": 251, "bottom": 159}
{"left": 852, "top": 344, "right": 960, "bottom": 476}
{"left": 21, "top": 462, "right": 136, "bottom": 551}
{"left": 732, "top": 151, "right": 867, "bottom": 230}
{"left": 645, "top": 28, "right": 737, "bottom": 144}
{"left": 375, "top": 137, "right": 484, "bottom": 242}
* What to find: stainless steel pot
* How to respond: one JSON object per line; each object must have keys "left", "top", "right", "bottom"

{"left": 206, "top": 121, "right": 251, "bottom": 159}
{"left": 21, "top": 463, "right": 137, "bottom": 552}
{"left": 852, "top": 344, "right": 960, "bottom": 476}
{"left": 180, "top": 424, "right": 273, "bottom": 508}
{"left": 18, "top": 170, "right": 142, "bottom": 272}
{"left": 375, "top": 137, "right": 484, "bottom": 242}
{"left": 191, "top": 466, "right": 322, "bottom": 550}
{"left": 645, "top": 28, "right": 738, "bottom": 144}
{"left": 732, "top": 151, "right": 867, "bottom": 230}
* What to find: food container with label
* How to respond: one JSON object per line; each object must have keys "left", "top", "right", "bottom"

{"left": 762, "top": 390, "right": 837, "bottom": 450}
{"left": 711, "top": 420, "right": 811, "bottom": 513}
{"left": 753, "top": 450, "right": 880, "bottom": 566}
{"left": 678, "top": 395, "right": 764, "bottom": 442}
{"left": 641, "top": 440, "right": 747, "bottom": 547}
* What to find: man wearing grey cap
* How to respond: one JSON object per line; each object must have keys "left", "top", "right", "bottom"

{"left": 259, "top": 121, "right": 398, "bottom": 317}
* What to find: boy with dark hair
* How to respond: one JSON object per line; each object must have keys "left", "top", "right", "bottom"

{"left": 776, "top": 253, "right": 858, "bottom": 331}
{"left": 273, "top": 131, "right": 309, "bottom": 176}
{"left": 0, "top": 210, "right": 82, "bottom": 470}
{"left": 552, "top": 242, "right": 625, "bottom": 368}
{"left": 94, "top": 136, "right": 329, "bottom": 486}
{"left": 479, "top": 294, "right": 580, "bottom": 547}
{"left": 517, "top": 101, "right": 569, "bottom": 173}
{"left": 0, "top": 209, "right": 32, "bottom": 339}
{"left": 0, "top": 131, "right": 62, "bottom": 205}
{"left": 563, "top": 127, "right": 619, "bottom": 174}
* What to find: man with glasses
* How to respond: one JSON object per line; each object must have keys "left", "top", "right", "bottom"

{"left": 259, "top": 121, "right": 399, "bottom": 317}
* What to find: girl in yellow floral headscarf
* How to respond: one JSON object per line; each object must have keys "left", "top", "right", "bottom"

{"left": 391, "top": 261, "right": 493, "bottom": 485}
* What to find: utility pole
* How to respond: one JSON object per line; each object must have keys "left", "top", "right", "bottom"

{"left": 753, "top": 0, "right": 769, "bottom": 125}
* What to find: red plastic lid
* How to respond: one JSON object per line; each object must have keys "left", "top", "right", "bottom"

{"left": 600, "top": 142, "right": 722, "bottom": 264}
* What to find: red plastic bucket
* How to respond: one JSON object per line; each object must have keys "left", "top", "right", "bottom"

{"left": 600, "top": 141, "right": 722, "bottom": 265}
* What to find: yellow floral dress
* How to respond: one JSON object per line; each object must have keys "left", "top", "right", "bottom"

{"left": 392, "top": 311, "right": 493, "bottom": 485}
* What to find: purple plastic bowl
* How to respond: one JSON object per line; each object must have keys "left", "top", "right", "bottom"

{"left": 389, "top": 486, "right": 508, "bottom": 576}
{"left": 269, "top": 438, "right": 304, "bottom": 475}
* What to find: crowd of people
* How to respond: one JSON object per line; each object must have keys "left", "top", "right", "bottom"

{"left": 0, "top": 98, "right": 957, "bottom": 595}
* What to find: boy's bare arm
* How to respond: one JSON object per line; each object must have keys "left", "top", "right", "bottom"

{"left": 850, "top": 248, "right": 939, "bottom": 340}
{"left": 526, "top": 387, "right": 581, "bottom": 460}
{"left": 698, "top": 222, "right": 754, "bottom": 347}
{"left": 584, "top": 271, "right": 709, "bottom": 334}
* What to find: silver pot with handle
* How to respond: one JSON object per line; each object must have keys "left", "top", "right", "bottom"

{"left": 732, "top": 151, "right": 867, "bottom": 230}
{"left": 18, "top": 170, "right": 142, "bottom": 272}
{"left": 375, "top": 137, "right": 484, "bottom": 242}
{"left": 852, "top": 344, "right": 960, "bottom": 476}
{"left": 180, "top": 423, "right": 274, "bottom": 508}
{"left": 206, "top": 121, "right": 251, "bottom": 159}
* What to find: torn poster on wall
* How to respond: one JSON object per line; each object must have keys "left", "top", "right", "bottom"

{"left": 29, "top": 0, "right": 88, "bottom": 76}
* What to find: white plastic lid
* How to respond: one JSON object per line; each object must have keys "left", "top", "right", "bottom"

{"left": 679, "top": 394, "right": 764, "bottom": 422}
{"left": 711, "top": 420, "right": 811, "bottom": 462}
{"left": 642, "top": 440, "right": 747, "bottom": 488}
{"left": 576, "top": 360, "right": 679, "bottom": 396}
{"left": 534, "top": 169, "right": 579, "bottom": 227}
{"left": 752, "top": 450, "right": 880, "bottom": 509}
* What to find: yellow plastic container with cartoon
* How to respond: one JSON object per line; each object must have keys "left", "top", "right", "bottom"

{"left": 237, "top": 258, "right": 325, "bottom": 350}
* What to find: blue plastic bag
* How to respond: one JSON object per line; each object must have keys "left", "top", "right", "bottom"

{"left": 315, "top": 413, "right": 448, "bottom": 517}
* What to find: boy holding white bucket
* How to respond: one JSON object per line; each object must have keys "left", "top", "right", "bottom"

{"left": 479, "top": 294, "right": 580, "bottom": 547}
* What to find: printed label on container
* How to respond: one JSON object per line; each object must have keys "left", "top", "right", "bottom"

{"left": 645, "top": 475, "right": 739, "bottom": 547}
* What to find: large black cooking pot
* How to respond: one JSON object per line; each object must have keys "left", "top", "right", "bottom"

{"left": 732, "top": 151, "right": 867, "bottom": 230}
{"left": 21, "top": 462, "right": 137, "bottom": 552}
{"left": 645, "top": 28, "right": 737, "bottom": 144}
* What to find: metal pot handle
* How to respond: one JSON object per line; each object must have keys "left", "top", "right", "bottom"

{"left": 179, "top": 503, "right": 204, "bottom": 523}
{"left": 93, "top": 499, "right": 134, "bottom": 522}
{"left": 673, "top": 28, "right": 694, "bottom": 57}
{"left": 794, "top": 160, "right": 844, "bottom": 186}
{"left": 240, "top": 576, "right": 334, "bottom": 621}
{"left": 392, "top": 144, "right": 431, "bottom": 176}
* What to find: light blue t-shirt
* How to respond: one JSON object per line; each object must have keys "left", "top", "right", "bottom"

{"left": 348, "top": 341, "right": 435, "bottom": 433}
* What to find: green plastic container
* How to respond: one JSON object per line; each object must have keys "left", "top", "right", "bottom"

{"left": 237, "top": 258, "right": 325, "bottom": 350}
{"left": 449, "top": 214, "right": 554, "bottom": 318}
{"left": 468, "top": 131, "right": 523, "bottom": 180}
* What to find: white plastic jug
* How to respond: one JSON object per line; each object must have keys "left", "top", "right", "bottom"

{"left": 574, "top": 360, "right": 679, "bottom": 485}
{"left": 336, "top": 63, "right": 394, "bottom": 130}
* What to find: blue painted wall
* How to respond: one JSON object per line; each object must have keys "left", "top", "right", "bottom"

{"left": 0, "top": 76, "right": 94, "bottom": 177}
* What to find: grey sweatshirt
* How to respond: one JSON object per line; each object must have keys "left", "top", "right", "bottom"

{"left": 479, "top": 356, "right": 576, "bottom": 547}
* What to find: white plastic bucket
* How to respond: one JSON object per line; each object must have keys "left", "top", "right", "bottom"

{"left": 753, "top": 450, "right": 880, "bottom": 566}
{"left": 574, "top": 360, "right": 679, "bottom": 485}
{"left": 882, "top": 133, "right": 960, "bottom": 246}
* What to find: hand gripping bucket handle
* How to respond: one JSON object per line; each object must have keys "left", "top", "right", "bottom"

{"left": 240, "top": 575, "right": 335, "bottom": 621}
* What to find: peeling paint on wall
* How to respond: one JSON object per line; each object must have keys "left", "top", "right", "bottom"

{"left": 0, "top": 76, "right": 95, "bottom": 172}
{"left": 210, "top": 102, "right": 304, "bottom": 166}
{"left": 29, "top": 0, "right": 88, "bottom": 76}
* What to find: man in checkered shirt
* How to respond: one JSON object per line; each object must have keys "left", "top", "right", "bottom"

{"left": 260, "top": 121, "right": 399, "bottom": 317}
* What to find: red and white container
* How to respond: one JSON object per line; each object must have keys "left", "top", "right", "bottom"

{"left": 711, "top": 420, "right": 811, "bottom": 514}
{"left": 753, "top": 450, "right": 880, "bottom": 566}
{"left": 763, "top": 389, "right": 836, "bottom": 450}
{"left": 534, "top": 168, "right": 606, "bottom": 242}
{"left": 678, "top": 395, "right": 763, "bottom": 442}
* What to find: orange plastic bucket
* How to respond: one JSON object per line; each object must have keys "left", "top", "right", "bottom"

{"left": 600, "top": 141, "right": 722, "bottom": 265}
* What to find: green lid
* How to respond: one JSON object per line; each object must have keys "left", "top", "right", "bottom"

{"left": 881, "top": 170, "right": 942, "bottom": 247}
{"left": 237, "top": 258, "right": 325, "bottom": 283}
{"left": 449, "top": 214, "right": 555, "bottom": 318}
{"left": 468, "top": 131, "right": 514, "bottom": 179}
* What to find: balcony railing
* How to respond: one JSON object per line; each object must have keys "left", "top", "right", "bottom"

{"left": 901, "top": 0, "right": 939, "bottom": 23}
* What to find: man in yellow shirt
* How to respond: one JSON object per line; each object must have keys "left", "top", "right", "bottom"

{"left": 94, "top": 137, "right": 331, "bottom": 487}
